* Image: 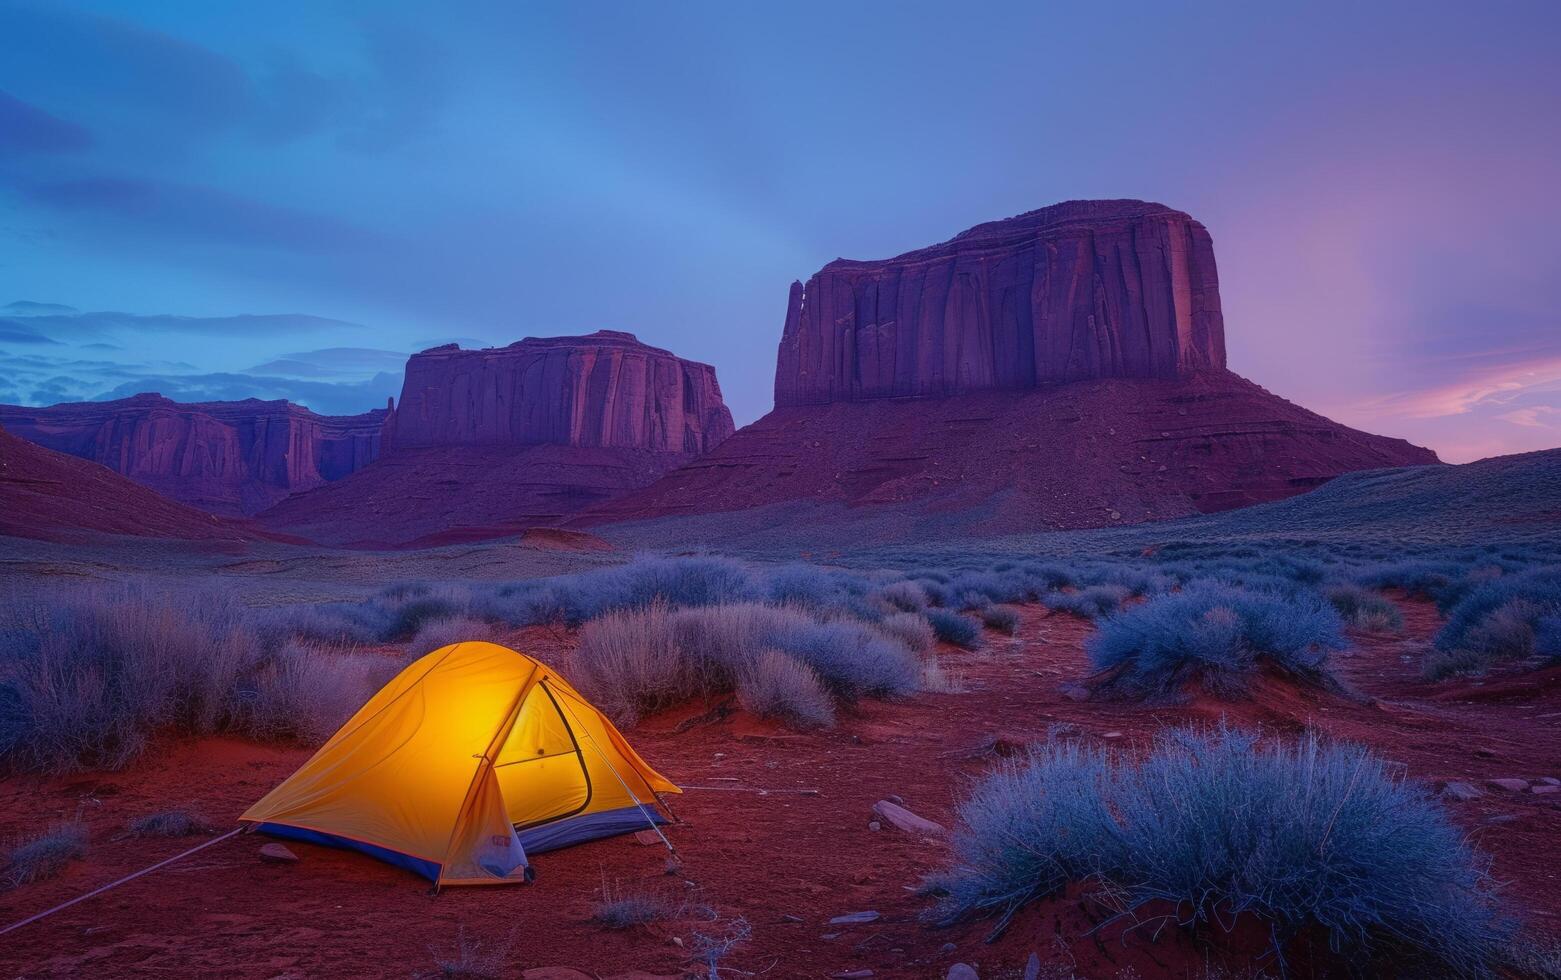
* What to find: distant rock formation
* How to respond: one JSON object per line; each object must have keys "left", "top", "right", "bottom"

{"left": 0, "top": 394, "right": 385, "bottom": 516}
{"left": 0, "top": 423, "right": 260, "bottom": 542}
{"left": 776, "top": 200, "right": 1225, "bottom": 406}
{"left": 588, "top": 199, "right": 1438, "bottom": 541}
{"left": 384, "top": 330, "right": 733, "bottom": 454}
{"left": 259, "top": 332, "right": 735, "bottom": 546}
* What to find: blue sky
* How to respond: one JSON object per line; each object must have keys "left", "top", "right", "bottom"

{"left": 1, "top": 0, "right": 1558, "bottom": 461}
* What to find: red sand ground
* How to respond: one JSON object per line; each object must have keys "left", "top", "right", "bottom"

{"left": 1, "top": 598, "right": 1558, "bottom": 978}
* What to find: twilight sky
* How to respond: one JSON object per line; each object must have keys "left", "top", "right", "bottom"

{"left": 1, "top": 1, "right": 1558, "bottom": 462}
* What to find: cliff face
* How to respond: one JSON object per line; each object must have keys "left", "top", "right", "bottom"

{"left": 775, "top": 199, "right": 1226, "bottom": 406}
{"left": 384, "top": 330, "right": 734, "bottom": 454}
{"left": 259, "top": 331, "right": 738, "bottom": 546}
{"left": 0, "top": 395, "right": 385, "bottom": 516}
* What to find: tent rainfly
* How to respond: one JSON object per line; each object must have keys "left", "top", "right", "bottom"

{"left": 241, "top": 642, "right": 679, "bottom": 886}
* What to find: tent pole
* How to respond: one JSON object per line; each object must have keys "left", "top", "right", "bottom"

{"left": 546, "top": 682, "right": 677, "bottom": 857}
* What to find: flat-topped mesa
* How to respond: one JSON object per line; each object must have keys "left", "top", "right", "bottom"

{"left": 383, "top": 330, "right": 735, "bottom": 454}
{"left": 0, "top": 394, "right": 385, "bottom": 515}
{"left": 775, "top": 199, "right": 1226, "bottom": 406}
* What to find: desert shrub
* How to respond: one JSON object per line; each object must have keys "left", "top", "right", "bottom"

{"left": 762, "top": 564, "right": 846, "bottom": 610}
{"left": 1422, "top": 646, "right": 1488, "bottom": 681}
{"left": 877, "top": 580, "right": 928, "bottom": 613}
{"left": 1354, "top": 560, "right": 1460, "bottom": 601}
{"left": 593, "top": 880, "right": 676, "bottom": 929}
{"left": 423, "top": 925, "right": 512, "bottom": 979}
{"left": 572, "top": 603, "right": 706, "bottom": 724}
{"left": 377, "top": 584, "right": 474, "bottom": 641}
{"left": 0, "top": 589, "right": 378, "bottom": 773}
{"left": 485, "top": 556, "right": 766, "bottom": 627}
{"left": 4, "top": 819, "right": 87, "bottom": 888}
{"left": 979, "top": 606, "right": 1020, "bottom": 635}
{"left": 1019, "top": 563, "right": 1075, "bottom": 590}
{"left": 253, "top": 600, "right": 395, "bottom": 648}
{"left": 772, "top": 620, "right": 920, "bottom": 700}
{"left": 1043, "top": 584, "right": 1131, "bottom": 620}
{"left": 404, "top": 617, "right": 507, "bottom": 659}
{"left": 913, "top": 578, "right": 952, "bottom": 608}
{"left": 1430, "top": 570, "right": 1561, "bottom": 677}
{"left": 573, "top": 602, "right": 918, "bottom": 726}
{"left": 1088, "top": 585, "right": 1346, "bottom": 700}
{"left": 948, "top": 571, "right": 1029, "bottom": 604}
{"left": 127, "top": 808, "right": 211, "bottom": 837}
{"left": 1324, "top": 583, "right": 1404, "bottom": 632}
{"left": 735, "top": 650, "right": 834, "bottom": 728}
{"left": 955, "top": 590, "right": 992, "bottom": 611}
{"left": 927, "top": 609, "right": 981, "bottom": 648}
{"left": 928, "top": 727, "right": 1508, "bottom": 976}
{"left": 876, "top": 612, "right": 935, "bottom": 654}
{"left": 227, "top": 642, "right": 373, "bottom": 743}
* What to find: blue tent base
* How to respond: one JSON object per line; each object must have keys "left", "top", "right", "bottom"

{"left": 254, "top": 805, "right": 667, "bottom": 884}
{"left": 517, "top": 805, "right": 667, "bottom": 854}
{"left": 255, "top": 823, "right": 441, "bottom": 881}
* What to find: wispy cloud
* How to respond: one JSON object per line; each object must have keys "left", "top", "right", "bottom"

{"left": 0, "top": 89, "right": 92, "bottom": 153}
{"left": 1364, "top": 351, "right": 1561, "bottom": 420}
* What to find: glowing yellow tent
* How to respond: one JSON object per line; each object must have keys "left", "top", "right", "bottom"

{"left": 241, "top": 642, "right": 679, "bottom": 887}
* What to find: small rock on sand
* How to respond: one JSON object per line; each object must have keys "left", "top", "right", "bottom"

{"left": 948, "top": 965, "right": 979, "bottom": 980}
{"left": 1057, "top": 683, "right": 1090, "bottom": 702}
{"left": 872, "top": 800, "right": 945, "bottom": 836}
{"left": 1024, "top": 952, "right": 1041, "bottom": 980}
{"left": 1441, "top": 781, "right": 1483, "bottom": 801}
{"left": 258, "top": 843, "right": 298, "bottom": 864}
{"left": 833, "top": 972, "right": 873, "bottom": 979}
{"left": 1489, "top": 778, "right": 1530, "bottom": 792}
{"left": 828, "top": 911, "right": 880, "bottom": 925}
{"left": 633, "top": 830, "right": 663, "bottom": 845}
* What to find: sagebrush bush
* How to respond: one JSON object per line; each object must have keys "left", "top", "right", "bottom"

{"left": 573, "top": 602, "right": 921, "bottom": 727}
{"left": 735, "top": 650, "right": 834, "bottom": 728}
{"left": 926, "top": 609, "right": 981, "bottom": 648}
{"left": 0, "top": 588, "right": 376, "bottom": 773}
{"left": 127, "top": 809, "right": 211, "bottom": 838}
{"left": 979, "top": 606, "right": 1020, "bottom": 635}
{"left": 593, "top": 882, "right": 675, "bottom": 929}
{"left": 1088, "top": 585, "right": 1346, "bottom": 699}
{"left": 1434, "top": 570, "right": 1561, "bottom": 677}
{"left": 405, "top": 617, "right": 507, "bottom": 659}
{"left": 4, "top": 819, "right": 87, "bottom": 888}
{"left": 1042, "top": 584, "right": 1131, "bottom": 620}
{"left": 928, "top": 727, "right": 1508, "bottom": 976}
{"left": 877, "top": 580, "right": 928, "bottom": 613}
{"left": 876, "top": 612, "right": 935, "bottom": 654}
{"left": 1323, "top": 583, "right": 1404, "bottom": 632}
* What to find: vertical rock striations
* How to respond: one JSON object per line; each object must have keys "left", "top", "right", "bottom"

{"left": 775, "top": 199, "right": 1225, "bottom": 406}
{"left": 383, "top": 330, "right": 733, "bottom": 454}
{"left": 0, "top": 395, "right": 385, "bottom": 515}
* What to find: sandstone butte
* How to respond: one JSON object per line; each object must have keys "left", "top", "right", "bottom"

{"left": 382, "top": 330, "right": 732, "bottom": 455}
{"left": 775, "top": 199, "right": 1226, "bottom": 404}
{"left": 584, "top": 199, "right": 1439, "bottom": 539}
{"left": 0, "top": 394, "right": 384, "bottom": 516}
{"left": 255, "top": 331, "right": 735, "bottom": 547}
